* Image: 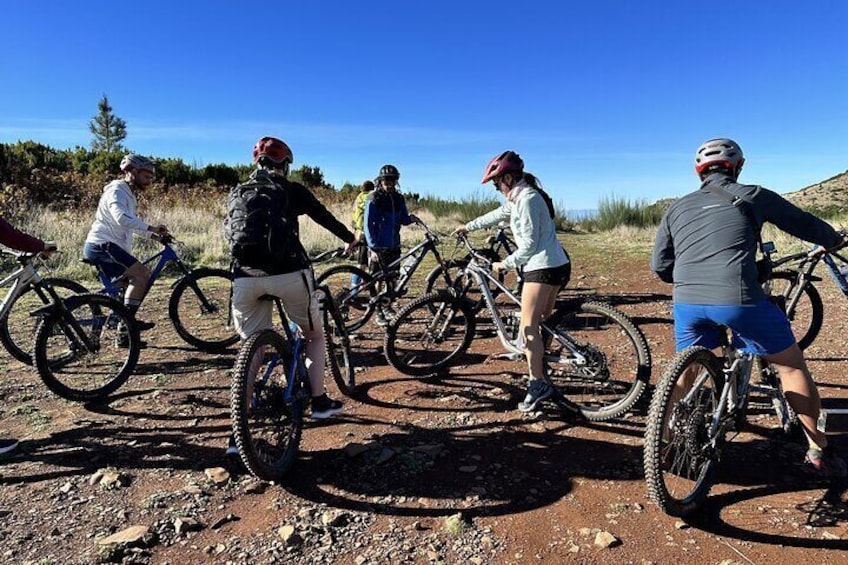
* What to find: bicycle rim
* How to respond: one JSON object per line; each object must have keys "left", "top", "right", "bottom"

{"left": 169, "top": 268, "right": 238, "bottom": 351}
{"left": 384, "top": 291, "right": 475, "bottom": 377}
{"left": 644, "top": 346, "right": 723, "bottom": 517}
{"left": 545, "top": 301, "right": 650, "bottom": 420}
{"left": 316, "top": 265, "right": 374, "bottom": 332}
{"left": 231, "top": 330, "right": 304, "bottom": 482}
{"left": 33, "top": 294, "right": 139, "bottom": 402}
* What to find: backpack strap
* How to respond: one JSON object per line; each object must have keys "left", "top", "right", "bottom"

{"left": 701, "top": 180, "right": 764, "bottom": 251}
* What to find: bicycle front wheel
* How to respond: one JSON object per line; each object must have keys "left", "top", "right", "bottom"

{"left": 643, "top": 346, "right": 724, "bottom": 517}
{"left": 384, "top": 291, "right": 476, "bottom": 377}
{"left": 763, "top": 270, "right": 823, "bottom": 350}
{"left": 231, "top": 329, "right": 304, "bottom": 482}
{"left": 0, "top": 277, "right": 88, "bottom": 365}
{"left": 321, "top": 291, "right": 356, "bottom": 397}
{"left": 544, "top": 301, "right": 651, "bottom": 420}
{"left": 316, "top": 265, "right": 375, "bottom": 332}
{"left": 33, "top": 294, "right": 140, "bottom": 402}
{"left": 169, "top": 268, "right": 239, "bottom": 351}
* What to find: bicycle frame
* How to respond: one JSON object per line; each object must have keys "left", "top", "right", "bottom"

{"left": 0, "top": 254, "right": 43, "bottom": 319}
{"left": 252, "top": 300, "right": 309, "bottom": 411}
{"left": 95, "top": 241, "right": 193, "bottom": 296}
{"left": 770, "top": 244, "right": 848, "bottom": 308}
{"left": 459, "top": 252, "right": 588, "bottom": 365}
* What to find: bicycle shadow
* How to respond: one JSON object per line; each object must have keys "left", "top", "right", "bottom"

{"left": 284, "top": 417, "right": 645, "bottom": 519}
{"left": 0, "top": 420, "right": 234, "bottom": 486}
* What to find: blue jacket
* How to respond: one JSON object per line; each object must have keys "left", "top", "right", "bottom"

{"left": 364, "top": 189, "right": 411, "bottom": 250}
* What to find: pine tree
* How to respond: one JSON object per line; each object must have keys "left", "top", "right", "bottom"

{"left": 89, "top": 94, "right": 127, "bottom": 153}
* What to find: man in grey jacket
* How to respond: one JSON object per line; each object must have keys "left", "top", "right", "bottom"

{"left": 651, "top": 138, "right": 846, "bottom": 477}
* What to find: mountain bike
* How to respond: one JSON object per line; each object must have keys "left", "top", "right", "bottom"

{"left": 0, "top": 250, "right": 141, "bottom": 401}
{"left": 643, "top": 332, "right": 800, "bottom": 517}
{"left": 315, "top": 220, "right": 457, "bottom": 332}
{"left": 423, "top": 221, "right": 518, "bottom": 312}
{"left": 0, "top": 249, "right": 88, "bottom": 364}
{"left": 383, "top": 233, "right": 652, "bottom": 421}
{"left": 85, "top": 235, "right": 238, "bottom": 351}
{"left": 761, "top": 239, "right": 848, "bottom": 350}
{"left": 230, "top": 284, "right": 354, "bottom": 481}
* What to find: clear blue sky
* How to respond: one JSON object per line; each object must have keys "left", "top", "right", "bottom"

{"left": 2, "top": 1, "right": 847, "bottom": 210}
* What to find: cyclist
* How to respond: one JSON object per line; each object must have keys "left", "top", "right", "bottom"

{"left": 363, "top": 165, "right": 420, "bottom": 326}
{"left": 454, "top": 151, "right": 570, "bottom": 412}
{"left": 0, "top": 217, "right": 56, "bottom": 456}
{"left": 651, "top": 137, "right": 847, "bottom": 478}
{"left": 229, "top": 136, "right": 357, "bottom": 437}
{"left": 82, "top": 154, "right": 169, "bottom": 340}
{"left": 350, "top": 180, "right": 374, "bottom": 293}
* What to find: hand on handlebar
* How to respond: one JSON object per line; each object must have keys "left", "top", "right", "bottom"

{"left": 491, "top": 261, "right": 507, "bottom": 275}
{"left": 344, "top": 239, "right": 358, "bottom": 256}
{"left": 452, "top": 225, "right": 469, "bottom": 237}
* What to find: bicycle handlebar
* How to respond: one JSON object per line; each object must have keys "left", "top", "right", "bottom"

{"left": 455, "top": 232, "right": 494, "bottom": 268}
{"left": 311, "top": 247, "right": 346, "bottom": 263}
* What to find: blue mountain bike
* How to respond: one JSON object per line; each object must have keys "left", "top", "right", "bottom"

{"left": 230, "top": 284, "right": 354, "bottom": 481}
{"left": 85, "top": 235, "right": 238, "bottom": 351}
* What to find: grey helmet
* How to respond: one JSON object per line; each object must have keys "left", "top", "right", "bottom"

{"left": 120, "top": 154, "right": 156, "bottom": 174}
{"left": 694, "top": 138, "right": 744, "bottom": 175}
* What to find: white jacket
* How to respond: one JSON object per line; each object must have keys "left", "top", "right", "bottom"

{"left": 85, "top": 180, "right": 151, "bottom": 252}
{"left": 465, "top": 180, "right": 568, "bottom": 272}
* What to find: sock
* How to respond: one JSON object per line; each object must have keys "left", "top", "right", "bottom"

{"left": 124, "top": 298, "right": 142, "bottom": 317}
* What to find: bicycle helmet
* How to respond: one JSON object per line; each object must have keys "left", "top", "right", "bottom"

{"left": 377, "top": 164, "right": 400, "bottom": 181}
{"left": 694, "top": 138, "right": 744, "bottom": 175}
{"left": 120, "top": 154, "right": 156, "bottom": 174}
{"left": 481, "top": 151, "right": 524, "bottom": 184}
{"left": 252, "top": 136, "right": 293, "bottom": 167}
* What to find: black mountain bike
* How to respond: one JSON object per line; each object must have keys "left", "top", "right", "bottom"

{"left": 762, "top": 239, "right": 848, "bottom": 350}
{"left": 316, "top": 220, "right": 457, "bottom": 332}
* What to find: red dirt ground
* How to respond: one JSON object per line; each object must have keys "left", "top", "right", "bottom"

{"left": 1, "top": 252, "right": 847, "bottom": 564}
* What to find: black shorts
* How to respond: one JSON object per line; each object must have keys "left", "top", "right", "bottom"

{"left": 523, "top": 262, "right": 571, "bottom": 288}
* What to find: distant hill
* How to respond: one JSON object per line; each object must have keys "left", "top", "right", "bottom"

{"left": 783, "top": 170, "right": 848, "bottom": 214}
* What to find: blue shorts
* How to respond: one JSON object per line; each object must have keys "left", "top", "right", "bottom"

{"left": 83, "top": 242, "right": 139, "bottom": 281}
{"left": 673, "top": 300, "right": 796, "bottom": 356}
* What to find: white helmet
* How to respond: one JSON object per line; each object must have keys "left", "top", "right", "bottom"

{"left": 694, "top": 138, "right": 744, "bottom": 175}
{"left": 120, "top": 154, "right": 156, "bottom": 174}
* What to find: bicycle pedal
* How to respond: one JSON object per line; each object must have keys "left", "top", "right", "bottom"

{"left": 818, "top": 409, "right": 848, "bottom": 434}
{"left": 492, "top": 352, "right": 524, "bottom": 361}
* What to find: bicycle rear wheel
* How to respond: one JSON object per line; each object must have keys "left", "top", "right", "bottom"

{"left": 762, "top": 270, "right": 823, "bottom": 350}
{"left": 544, "top": 301, "right": 651, "bottom": 420}
{"left": 0, "top": 278, "right": 88, "bottom": 365}
{"left": 321, "top": 291, "right": 356, "bottom": 397}
{"left": 169, "top": 268, "right": 239, "bottom": 351}
{"left": 315, "top": 265, "right": 375, "bottom": 332}
{"left": 231, "top": 329, "right": 304, "bottom": 481}
{"left": 643, "top": 346, "right": 724, "bottom": 517}
{"left": 33, "top": 294, "right": 140, "bottom": 402}
{"left": 384, "top": 291, "right": 476, "bottom": 377}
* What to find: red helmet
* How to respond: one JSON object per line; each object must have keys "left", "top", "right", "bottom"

{"left": 481, "top": 151, "right": 524, "bottom": 184}
{"left": 252, "top": 136, "right": 293, "bottom": 166}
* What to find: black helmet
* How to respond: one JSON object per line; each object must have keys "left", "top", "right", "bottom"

{"left": 377, "top": 164, "right": 400, "bottom": 181}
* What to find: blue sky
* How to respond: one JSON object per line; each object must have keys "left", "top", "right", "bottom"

{"left": 2, "top": 1, "right": 847, "bottom": 210}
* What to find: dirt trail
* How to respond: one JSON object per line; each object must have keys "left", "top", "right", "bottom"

{"left": 1, "top": 253, "right": 847, "bottom": 564}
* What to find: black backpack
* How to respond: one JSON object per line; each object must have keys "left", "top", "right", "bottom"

{"left": 224, "top": 169, "right": 298, "bottom": 268}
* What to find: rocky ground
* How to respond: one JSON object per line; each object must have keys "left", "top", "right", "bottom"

{"left": 1, "top": 246, "right": 847, "bottom": 564}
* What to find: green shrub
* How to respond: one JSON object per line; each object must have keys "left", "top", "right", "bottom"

{"left": 584, "top": 195, "right": 665, "bottom": 231}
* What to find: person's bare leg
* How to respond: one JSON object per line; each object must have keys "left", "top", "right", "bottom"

{"left": 520, "top": 282, "right": 559, "bottom": 381}
{"left": 764, "top": 343, "right": 826, "bottom": 450}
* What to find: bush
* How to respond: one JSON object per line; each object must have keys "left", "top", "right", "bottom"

{"left": 583, "top": 195, "right": 666, "bottom": 231}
